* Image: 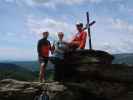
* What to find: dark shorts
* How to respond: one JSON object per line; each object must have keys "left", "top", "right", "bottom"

{"left": 39, "top": 57, "right": 49, "bottom": 65}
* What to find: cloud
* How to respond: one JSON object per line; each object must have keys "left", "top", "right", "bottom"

{"left": 108, "top": 18, "right": 133, "bottom": 53}
{"left": 119, "top": 4, "right": 133, "bottom": 14}
{"left": 94, "top": 40, "right": 133, "bottom": 54}
{"left": 2, "top": 0, "right": 133, "bottom": 56}
{"left": 110, "top": 18, "right": 133, "bottom": 34}
{"left": 3, "top": 0, "right": 105, "bottom": 8}
{"left": 0, "top": 47, "right": 37, "bottom": 61}
{"left": 4, "top": 0, "right": 15, "bottom": 3}
{"left": 20, "top": 0, "right": 124, "bottom": 6}
{"left": 3, "top": 0, "right": 124, "bottom": 9}
{"left": 26, "top": 16, "right": 74, "bottom": 40}
{"left": 95, "top": 43, "right": 122, "bottom": 53}
{"left": 32, "top": 0, "right": 98, "bottom": 5}
{"left": 26, "top": 16, "right": 133, "bottom": 54}
{"left": 90, "top": 16, "right": 133, "bottom": 54}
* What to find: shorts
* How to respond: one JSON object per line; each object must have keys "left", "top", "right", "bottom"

{"left": 39, "top": 57, "right": 49, "bottom": 65}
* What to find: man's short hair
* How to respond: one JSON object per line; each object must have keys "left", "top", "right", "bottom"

{"left": 42, "top": 31, "right": 49, "bottom": 35}
{"left": 76, "top": 23, "right": 83, "bottom": 27}
{"left": 58, "top": 32, "right": 64, "bottom": 36}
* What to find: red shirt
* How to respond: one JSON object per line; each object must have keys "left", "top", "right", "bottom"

{"left": 40, "top": 45, "right": 50, "bottom": 57}
{"left": 72, "top": 31, "right": 87, "bottom": 49}
{"left": 37, "top": 38, "right": 52, "bottom": 57}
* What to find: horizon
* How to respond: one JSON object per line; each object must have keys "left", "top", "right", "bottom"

{"left": 0, "top": 52, "right": 133, "bottom": 61}
{"left": 0, "top": 0, "right": 133, "bottom": 61}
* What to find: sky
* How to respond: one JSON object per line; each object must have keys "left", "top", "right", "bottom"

{"left": 0, "top": 0, "right": 133, "bottom": 61}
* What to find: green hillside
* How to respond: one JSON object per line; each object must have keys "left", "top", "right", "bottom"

{"left": 113, "top": 53, "right": 133, "bottom": 65}
{"left": 0, "top": 63, "right": 38, "bottom": 81}
{"left": 0, "top": 53, "right": 133, "bottom": 81}
{"left": 10, "top": 61, "right": 54, "bottom": 72}
{"left": 0, "top": 63, "right": 54, "bottom": 81}
{"left": 12, "top": 61, "right": 39, "bottom": 72}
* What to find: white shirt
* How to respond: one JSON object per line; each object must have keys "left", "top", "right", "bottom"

{"left": 52, "top": 40, "right": 67, "bottom": 59}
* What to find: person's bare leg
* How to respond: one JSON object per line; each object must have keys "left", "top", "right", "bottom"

{"left": 69, "top": 41, "right": 80, "bottom": 50}
{"left": 39, "top": 63, "right": 45, "bottom": 82}
{"left": 43, "top": 64, "right": 46, "bottom": 82}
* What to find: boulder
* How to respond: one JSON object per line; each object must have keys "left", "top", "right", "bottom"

{"left": 0, "top": 79, "right": 129, "bottom": 100}
{"left": 0, "top": 79, "right": 66, "bottom": 100}
{"left": 52, "top": 50, "right": 114, "bottom": 81}
{"left": 51, "top": 50, "right": 131, "bottom": 83}
{"left": 0, "top": 49, "right": 131, "bottom": 100}
{"left": 62, "top": 50, "right": 114, "bottom": 65}
{"left": 51, "top": 49, "right": 131, "bottom": 100}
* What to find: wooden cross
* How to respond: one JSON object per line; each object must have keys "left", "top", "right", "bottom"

{"left": 85, "top": 12, "right": 96, "bottom": 50}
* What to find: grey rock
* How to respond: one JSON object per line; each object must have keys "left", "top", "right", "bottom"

{"left": 0, "top": 50, "right": 131, "bottom": 100}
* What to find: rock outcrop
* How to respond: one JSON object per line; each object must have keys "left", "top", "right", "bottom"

{"left": 51, "top": 50, "right": 131, "bottom": 100}
{"left": 0, "top": 79, "right": 66, "bottom": 100}
{"left": 0, "top": 50, "right": 131, "bottom": 100}
{"left": 0, "top": 78, "right": 129, "bottom": 100}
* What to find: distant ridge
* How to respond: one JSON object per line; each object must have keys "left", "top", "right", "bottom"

{"left": 8, "top": 61, "right": 54, "bottom": 72}
{"left": 0, "top": 63, "right": 37, "bottom": 81}
{"left": 113, "top": 53, "right": 133, "bottom": 65}
{"left": 0, "top": 53, "right": 133, "bottom": 74}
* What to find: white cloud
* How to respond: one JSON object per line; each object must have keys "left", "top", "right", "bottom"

{"left": 21, "top": 0, "right": 124, "bottom": 6}
{"left": 94, "top": 40, "right": 133, "bottom": 54}
{"left": 88, "top": 0, "right": 103, "bottom": 3}
{"left": 110, "top": 18, "right": 133, "bottom": 34}
{"left": 119, "top": 4, "right": 133, "bottom": 14}
{"left": 3, "top": 0, "right": 124, "bottom": 9}
{"left": 95, "top": 43, "right": 121, "bottom": 53}
{"left": 25, "top": 16, "right": 133, "bottom": 54}
{"left": 32, "top": 0, "right": 88, "bottom": 5}
{"left": 4, "top": 0, "right": 15, "bottom": 3}
{"left": 2, "top": 0, "right": 133, "bottom": 55}
{"left": 90, "top": 16, "right": 133, "bottom": 54}
{"left": 0, "top": 47, "right": 37, "bottom": 61}
{"left": 3, "top": 0, "right": 104, "bottom": 8}
{"left": 26, "top": 16, "right": 74, "bottom": 40}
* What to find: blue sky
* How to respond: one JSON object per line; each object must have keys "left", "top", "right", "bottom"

{"left": 0, "top": 0, "right": 133, "bottom": 61}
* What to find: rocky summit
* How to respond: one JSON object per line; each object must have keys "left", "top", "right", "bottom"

{"left": 0, "top": 50, "right": 132, "bottom": 100}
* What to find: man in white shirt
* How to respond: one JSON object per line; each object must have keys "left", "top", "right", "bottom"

{"left": 52, "top": 32, "right": 68, "bottom": 60}
{"left": 51, "top": 32, "right": 69, "bottom": 81}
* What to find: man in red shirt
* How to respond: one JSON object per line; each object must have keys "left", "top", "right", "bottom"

{"left": 37, "top": 31, "right": 53, "bottom": 82}
{"left": 70, "top": 23, "right": 87, "bottom": 49}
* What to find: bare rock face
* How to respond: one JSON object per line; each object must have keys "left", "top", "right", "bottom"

{"left": 53, "top": 50, "right": 131, "bottom": 83}
{"left": 0, "top": 50, "right": 131, "bottom": 100}
{"left": 64, "top": 50, "right": 114, "bottom": 64}
{"left": 0, "top": 79, "right": 66, "bottom": 100}
{"left": 0, "top": 79, "right": 129, "bottom": 100}
{"left": 53, "top": 50, "right": 115, "bottom": 81}
{"left": 51, "top": 50, "right": 131, "bottom": 100}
